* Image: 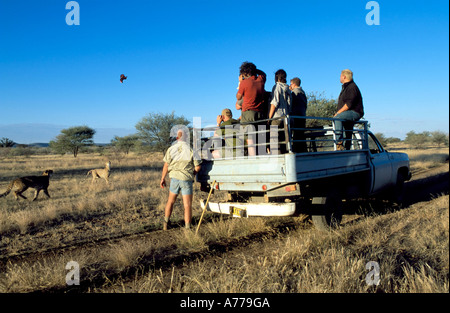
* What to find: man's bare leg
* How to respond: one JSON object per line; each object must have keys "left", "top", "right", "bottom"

{"left": 164, "top": 191, "right": 178, "bottom": 230}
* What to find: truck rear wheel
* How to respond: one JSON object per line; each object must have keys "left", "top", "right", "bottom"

{"left": 311, "top": 197, "right": 342, "bottom": 230}
{"left": 390, "top": 171, "right": 406, "bottom": 207}
{"left": 312, "top": 212, "right": 342, "bottom": 230}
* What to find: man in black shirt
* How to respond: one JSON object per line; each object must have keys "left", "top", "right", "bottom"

{"left": 290, "top": 77, "right": 308, "bottom": 152}
{"left": 334, "top": 69, "right": 364, "bottom": 150}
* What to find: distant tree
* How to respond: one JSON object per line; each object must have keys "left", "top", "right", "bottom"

{"left": 10, "top": 145, "right": 35, "bottom": 158}
{"left": 431, "top": 131, "right": 448, "bottom": 147}
{"left": 404, "top": 131, "right": 431, "bottom": 149}
{"left": 135, "top": 111, "right": 190, "bottom": 154}
{"left": 50, "top": 126, "right": 96, "bottom": 157}
{"left": 111, "top": 134, "right": 140, "bottom": 155}
{"left": 385, "top": 137, "right": 402, "bottom": 145}
{"left": 0, "top": 137, "right": 15, "bottom": 147}
{"left": 305, "top": 92, "right": 337, "bottom": 127}
{"left": 374, "top": 133, "right": 387, "bottom": 146}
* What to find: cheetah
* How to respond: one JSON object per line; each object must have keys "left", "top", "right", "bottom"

{"left": 87, "top": 161, "right": 111, "bottom": 184}
{"left": 0, "top": 170, "right": 53, "bottom": 201}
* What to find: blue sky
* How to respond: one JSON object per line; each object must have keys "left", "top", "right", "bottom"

{"left": 0, "top": 0, "right": 448, "bottom": 143}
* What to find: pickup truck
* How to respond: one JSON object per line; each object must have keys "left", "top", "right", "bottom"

{"left": 194, "top": 116, "right": 411, "bottom": 229}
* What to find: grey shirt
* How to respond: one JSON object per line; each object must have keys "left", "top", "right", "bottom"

{"left": 270, "top": 82, "right": 292, "bottom": 119}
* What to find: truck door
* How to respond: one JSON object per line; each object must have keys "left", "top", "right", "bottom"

{"left": 368, "top": 133, "right": 393, "bottom": 194}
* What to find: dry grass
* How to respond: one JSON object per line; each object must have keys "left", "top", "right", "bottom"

{"left": 204, "top": 216, "right": 271, "bottom": 241}
{"left": 121, "top": 195, "right": 449, "bottom": 293}
{"left": 0, "top": 151, "right": 222, "bottom": 292}
{"left": 0, "top": 153, "right": 202, "bottom": 252}
{"left": 0, "top": 148, "right": 448, "bottom": 293}
{"left": 387, "top": 145, "right": 449, "bottom": 174}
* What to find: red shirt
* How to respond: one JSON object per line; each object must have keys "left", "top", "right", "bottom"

{"left": 237, "top": 74, "right": 266, "bottom": 112}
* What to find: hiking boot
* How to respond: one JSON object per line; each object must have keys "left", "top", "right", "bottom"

{"left": 336, "top": 142, "right": 345, "bottom": 151}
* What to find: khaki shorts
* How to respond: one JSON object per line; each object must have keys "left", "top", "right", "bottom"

{"left": 241, "top": 110, "right": 265, "bottom": 125}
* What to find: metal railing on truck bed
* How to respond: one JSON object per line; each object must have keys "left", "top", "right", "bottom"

{"left": 194, "top": 116, "right": 371, "bottom": 194}
{"left": 193, "top": 115, "right": 369, "bottom": 161}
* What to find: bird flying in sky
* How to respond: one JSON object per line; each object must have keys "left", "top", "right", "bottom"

{"left": 120, "top": 74, "right": 127, "bottom": 83}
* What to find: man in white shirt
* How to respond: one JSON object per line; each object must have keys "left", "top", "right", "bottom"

{"left": 160, "top": 128, "right": 202, "bottom": 230}
{"left": 268, "top": 69, "right": 292, "bottom": 154}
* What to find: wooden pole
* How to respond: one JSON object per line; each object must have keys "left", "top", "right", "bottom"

{"left": 195, "top": 180, "right": 216, "bottom": 234}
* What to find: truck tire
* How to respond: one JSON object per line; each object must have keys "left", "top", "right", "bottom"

{"left": 311, "top": 197, "right": 342, "bottom": 230}
{"left": 390, "top": 171, "right": 405, "bottom": 207}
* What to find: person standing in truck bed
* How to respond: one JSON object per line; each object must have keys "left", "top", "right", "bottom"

{"left": 236, "top": 61, "right": 267, "bottom": 156}
{"left": 290, "top": 77, "right": 308, "bottom": 153}
{"left": 268, "top": 69, "right": 292, "bottom": 154}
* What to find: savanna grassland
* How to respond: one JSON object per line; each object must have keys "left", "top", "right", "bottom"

{"left": 0, "top": 146, "right": 448, "bottom": 293}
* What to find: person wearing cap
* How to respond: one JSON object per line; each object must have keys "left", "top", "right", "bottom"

{"left": 160, "top": 128, "right": 202, "bottom": 230}
{"left": 212, "top": 109, "right": 243, "bottom": 159}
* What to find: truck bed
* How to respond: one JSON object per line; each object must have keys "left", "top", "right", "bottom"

{"left": 197, "top": 150, "right": 371, "bottom": 192}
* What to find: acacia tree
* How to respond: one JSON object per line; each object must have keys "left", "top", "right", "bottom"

{"left": 0, "top": 137, "right": 15, "bottom": 147}
{"left": 305, "top": 92, "right": 338, "bottom": 127}
{"left": 374, "top": 132, "right": 387, "bottom": 147}
{"left": 111, "top": 134, "right": 140, "bottom": 155}
{"left": 431, "top": 131, "right": 448, "bottom": 147}
{"left": 404, "top": 131, "right": 431, "bottom": 149}
{"left": 135, "top": 111, "right": 190, "bottom": 154}
{"left": 50, "top": 126, "right": 96, "bottom": 157}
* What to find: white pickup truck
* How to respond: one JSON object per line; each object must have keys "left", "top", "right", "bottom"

{"left": 195, "top": 116, "right": 411, "bottom": 229}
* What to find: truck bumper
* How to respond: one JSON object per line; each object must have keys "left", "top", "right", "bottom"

{"left": 200, "top": 200, "right": 296, "bottom": 217}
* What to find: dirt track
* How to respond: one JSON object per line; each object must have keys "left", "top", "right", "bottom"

{"left": 403, "top": 164, "right": 449, "bottom": 206}
{"left": 1, "top": 163, "right": 448, "bottom": 293}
